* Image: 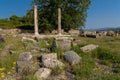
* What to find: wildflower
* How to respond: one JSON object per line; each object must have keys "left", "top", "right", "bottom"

{"left": 97, "top": 66, "right": 101, "bottom": 70}
{"left": 13, "top": 61, "right": 16, "bottom": 65}
{"left": 95, "top": 66, "right": 101, "bottom": 71}
{"left": 1, "top": 74, "right": 5, "bottom": 78}
{"left": 7, "top": 71, "right": 11, "bottom": 75}
{"left": 0, "top": 67, "right": 5, "bottom": 71}
{"left": 1, "top": 72, "right": 5, "bottom": 75}
{"left": 12, "top": 67, "right": 15, "bottom": 69}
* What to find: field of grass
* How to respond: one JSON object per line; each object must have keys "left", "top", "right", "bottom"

{"left": 0, "top": 34, "right": 120, "bottom": 80}
{"left": 72, "top": 36, "right": 120, "bottom": 80}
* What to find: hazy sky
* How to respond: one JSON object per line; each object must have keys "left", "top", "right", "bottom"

{"left": 85, "top": 0, "right": 120, "bottom": 29}
{"left": 0, "top": 0, "right": 120, "bottom": 29}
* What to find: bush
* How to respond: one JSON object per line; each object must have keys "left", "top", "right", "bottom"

{"left": 0, "top": 19, "right": 14, "bottom": 29}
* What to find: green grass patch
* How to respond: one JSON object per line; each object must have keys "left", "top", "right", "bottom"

{"left": 0, "top": 53, "right": 19, "bottom": 74}
{"left": 73, "top": 54, "right": 95, "bottom": 79}
{"left": 71, "top": 44, "right": 95, "bottom": 79}
{"left": 51, "top": 67, "right": 64, "bottom": 75}
{"left": 53, "top": 48, "right": 64, "bottom": 60}
{"left": 92, "top": 48, "right": 120, "bottom": 64}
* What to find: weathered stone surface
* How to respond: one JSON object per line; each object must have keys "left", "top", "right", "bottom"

{"left": 0, "top": 45, "right": 12, "bottom": 57}
{"left": 40, "top": 48, "right": 50, "bottom": 53}
{"left": 64, "top": 51, "right": 81, "bottom": 65}
{"left": 0, "top": 29, "right": 5, "bottom": 43}
{"left": 80, "top": 30, "right": 119, "bottom": 38}
{"left": 0, "top": 28, "right": 3, "bottom": 35}
{"left": 16, "top": 52, "right": 34, "bottom": 74}
{"left": 16, "top": 61, "right": 33, "bottom": 74}
{"left": 51, "top": 30, "right": 57, "bottom": 35}
{"left": 18, "top": 52, "right": 33, "bottom": 61}
{"left": 68, "top": 29, "right": 80, "bottom": 36}
{"left": 80, "top": 44, "right": 98, "bottom": 52}
{"left": 4, "top": 75, "right": 16, "bottom": 80}
{"left": 42, "top": 53, "right": 64, "bottom": 68}
{"left": 48, "top": 71, "right": 75, "bottom": 80}
{"left": 52, "top": 37, "right": 73, "bottom": 51}
{"left": 97, "top": 31, "right": 107, "bottom": 37}
{"left": 42, "top": 53, "right": 57, "bottom": 61}
{"left": 80, "top": 31, "right": 97, "bottom": 38}
{"left": 72, "top": 39, "right": 82, "bottom": 46}
{"left": 48, "top": 71, "right": 67, "bottom": 80}
{"left": 0, "top": 35, "right": 4, "bottom": 43}
{"left": 3, "top": 29, "right": 21, "bottom": 35}
{"left": 106, "top": 30, "right": 115, "bottom": 36}
{"left": 43, "top": 59, "right": 64, "bottom": 68}
{"left": 35, "top": 68, "right": 51, "bottom": 80}
{"left": 22, "top": 36, "right": 37, "bottom": 43}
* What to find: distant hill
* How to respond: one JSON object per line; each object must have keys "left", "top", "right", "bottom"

{"left": 97, "top": 27, "right": 120, "bottom": 31}
{"left": 83, "top": 26, "right": 120, "bottom": 31}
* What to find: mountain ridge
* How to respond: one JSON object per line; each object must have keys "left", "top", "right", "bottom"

{"left": 83, "top": 26, "right": 120, "bottom": 31}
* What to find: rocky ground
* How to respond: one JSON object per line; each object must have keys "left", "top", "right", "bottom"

{"left": 0, "top": 29, "right": 120, "bottom": 80}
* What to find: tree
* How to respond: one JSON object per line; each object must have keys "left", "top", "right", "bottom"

{"left": 9, "top": 15, "right": 21, "bottom": 26}
{"left": 32, "top": 0, "right": 91, "bottom": 32}
{"left": 24, "top": 10, "right": 34, "bottom": 25}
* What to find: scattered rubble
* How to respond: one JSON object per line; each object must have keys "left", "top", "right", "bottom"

{"left": 80, "top": 44, "right": 99, "bottom": 52}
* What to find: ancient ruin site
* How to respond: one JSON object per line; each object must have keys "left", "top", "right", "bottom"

{"left": 0, "top": 0, "right": 120, "bottom": 80}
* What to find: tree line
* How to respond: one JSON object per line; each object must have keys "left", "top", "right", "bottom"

{"left": 0, "top": 10, "right": 34, "bottom": 29}
{"left": 0, "top": 0, "right": 91, "bottom": 33}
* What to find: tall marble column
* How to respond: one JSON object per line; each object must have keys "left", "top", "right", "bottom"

{"left": 34, "top": 5, "right": 39, "bottom": 36}
{"left": 58, "top": 7, "right": 62, "bottom": 36}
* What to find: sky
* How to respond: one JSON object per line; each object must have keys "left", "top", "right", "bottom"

{"left": 85, "top": 0, "right": 120, "bottom": 29}
{"left": 0, "top": 0, "right": 120, "bottom": 29}
{"left": 0, "top": 0, "right": 32, "bottom": 18}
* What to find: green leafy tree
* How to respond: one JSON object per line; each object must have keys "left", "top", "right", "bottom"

{"left": 32, "top": 0, "right": 91, "bottom": 32}
{"left": 9, "top": 15, "right": 23, "bottom": 27}
{"left": 24, "top": 10, "right": 34, "bottom": 25}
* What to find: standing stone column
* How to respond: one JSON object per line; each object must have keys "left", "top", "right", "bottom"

{"left": 58, "top": 7, "right": 62, "bottom": 36}
{"left": 34, "top": 5, "right": 39, "bottom": 36}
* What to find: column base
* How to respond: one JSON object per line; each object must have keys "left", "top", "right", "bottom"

{"left": 58, "top": 33, "right": 62, "bottom": 36}
{"left": 35, "top": 33, "right": 39, "bottom": 36}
